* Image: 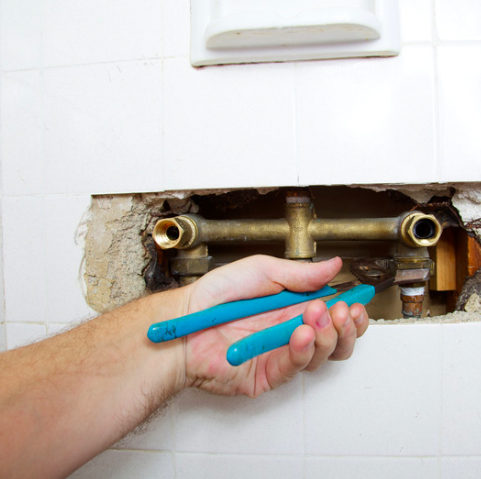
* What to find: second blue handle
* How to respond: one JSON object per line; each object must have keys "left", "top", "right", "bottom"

{"left": 226, "top": 284, "right": 375, "bottom": 366}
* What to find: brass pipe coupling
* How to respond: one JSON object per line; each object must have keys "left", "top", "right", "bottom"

{"left": 153, "top": 211, "right": 442, "bottom": 255}
{"left": 152, "top": 199, "right": 443, "bottom": 317}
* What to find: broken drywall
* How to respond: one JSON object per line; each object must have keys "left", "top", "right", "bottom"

{"left": 81, "top": 194, "right": 197, "bottom": 313}
{"left": 357, "top": 182, "right": 481, "bottom": 240}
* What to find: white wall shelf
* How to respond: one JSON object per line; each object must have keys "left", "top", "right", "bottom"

{"left": 191, "top": 0, "right": 401, "bottom": 67}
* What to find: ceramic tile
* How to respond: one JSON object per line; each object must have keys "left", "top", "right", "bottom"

{"left": 173, "top": 376, "right": 303, "bottom": 455}
{"left": 305, "top": 457, "right": 438, "bottom": 479}
{"left": 163, "top": 0, "right": 190, "bottom": 58}
{"left": 442, "top": 323, "right": 481, "bottom": 455}
{"left": 68, "top": 450, "right": 174, "bottom": 479}
{"left": 436, "top": 0, "right": 481, "bottom": 41}
{"left": 438, "top": 46, "right": 481, "bottom": 182}
{"left": 176, "top": 453, "right": 303, "bottom": 479}
{"left": 6, "top": 322, "right": 47, "bottom": 350}
{"left": 2, "top": 196, "right": 47, "bottom": 322}
{"left": 47, "top": 323, "right": 71, "bottom": 336}
{"left": 115, "top": 410, "right": 173, "bottom": 451}
{"left": 163, "top": 58, "right": 297, "bottom": 190}
{"left": 43, "top": 0, "right": 162, "bottom": 67}
{"left": 44, "top": 61, "right": 163, "bottom": 195}
{"left": 0, "top": 323, "right": 6, "bottom": 352}
{"left": 1, "top": 71, "right": 44, "bottom": 196}
{"left": 399, "top": 0, "right": 433, "bottom": 43}
{"left": 44, "top": 195, "right": 95, "bottom": 322}
{"left": 441, "top": 457, "right": 481, "bottom": 479}
{"left": 304, "top": 324, "right": 442, "bottom": 456}
{"left": 296, "top": 45, "right": 437, "bottom": 186}
{"left": 0, "top": 0, "right": 42, "bottom": 71}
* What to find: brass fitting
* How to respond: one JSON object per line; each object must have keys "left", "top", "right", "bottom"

{"left": 152, "top": 216, "right": 198, "bottom": 250}
{"left": 285, "top": 192, "right": 316, "bottom": 260}
{"left": 170, "top": 244, "right": 213, "bottom": 286}
{"left": 399, "top": 212, "right": 442, "bottom": 248}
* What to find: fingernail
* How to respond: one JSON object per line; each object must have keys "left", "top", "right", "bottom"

{"left": 325, "top": 256, "right": 340, "bottom": 265}
{"left": 303, "top": 338, "right": 315, "bottom": 351}
{"left": 316, "top": 310, "right": 331, "bottom": 329}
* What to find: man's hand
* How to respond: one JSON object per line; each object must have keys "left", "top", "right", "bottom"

{"left": 180, "top": 255, "right": 369, "bottom": 397}
{"left": 0, "top": 254, "right": 368, "bottom": 479}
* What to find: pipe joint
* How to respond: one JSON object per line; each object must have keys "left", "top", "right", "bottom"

{"left": 399, "top": 212, "right": 442, "bottom": 248}
{"left": 152, "top": 215, "right": 198, "bottom": 250}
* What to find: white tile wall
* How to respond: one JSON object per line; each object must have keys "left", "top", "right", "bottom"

{"left": 43, "top": 0, "right": 163, "bottom": 67}
{"left": 68, "top": 450, "right": 174, "bottom": 479}
{"left": 43, "top": 62, "right": 163, "bottom": 195}
{"left": 304, "top": 324, "right": 442, "bottom": 456}
{"left": 437, "top": 46, "right": 481, "bottom": 182}
{"left": 162, "top": 0, "right": 190, "bottom": 58}
{"left": 0, "top": 0, "right": 42, "bottom": 71}
{"left": 305, "top": 457, "right": 439, "bottom": 479}
{"left": 115, "top": 411, "right": 174, "bottom": 451}
{"left": 296, "top": 45, "right": 437, "bottom": 186}
{"left": 441, "top": 457, "right": 481, "bottom": 479}
{"left": 6, "top": 322, "right": 47, "bottom": 350}
{"left": 442, "top": 323, "right": 481, "bottom": 455}
{"left": 2, "top": 195, "right": 93, "bottom": 323}
{"left": 435, "top": 0, "right": 481, "bottom": 42}
{"left": 0, "top": 323, "right": 6, "bottom": 352}
{"left": 173, "top": 377, "right": 303, "bottom": 455}
{"left": 2, "top": 196, "right": 47, "bottom": 322}
{"left": 399, "top": 0, "right": 433, "bottom": 43}
{"left": 176, "top": 453, "right": 303, "bottom": 479}
{"left": 44, "top": 195, "right": 94, "bottom": 322}
{"left": 1, "top": 71, "right": 44, "bottom": 196}
{"left": 2, "top": 1, "right": 481, "bottom": 478}
{"left": 162, "top": 58, "right": 298, "bottom": 190}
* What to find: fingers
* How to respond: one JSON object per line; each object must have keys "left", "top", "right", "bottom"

{"left": 300, "top": 300, "right": 338, "bottom": 371}
{"left": 350, "top": 303, "right": 369, "bottom": 338}
{"left": 258, "top": 300, "right": 370, "bottom": 393}
{"left": 260, "top": 255, "right": 343, "bottom": 293}
{"left": 300, "top": 300, "right": 369, "bottom": 370}
{"left": 264, "top": 324, "right": 316, "bottom": 391}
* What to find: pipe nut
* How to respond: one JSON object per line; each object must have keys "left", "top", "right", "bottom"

{"left": 400, "top": 212, "right": 442, "bottom": 248}
{"left": 152, "top": 216, "right": 197, "bottom": 250}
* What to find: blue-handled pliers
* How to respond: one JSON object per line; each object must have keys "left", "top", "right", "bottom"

{"left": 147, "top": 277, "right": 393, "bottom": 366}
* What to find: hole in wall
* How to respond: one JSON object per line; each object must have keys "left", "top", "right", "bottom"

{"left": 82, "top": 186, "right": 481, "bottom": 320}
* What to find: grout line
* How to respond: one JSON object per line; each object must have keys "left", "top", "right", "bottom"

{"left": 431, "top": 0, "right": 443, "bottom": 184}
{"left": 438, "top": 322, "right": 444, "bottom": 478}
{"left": 160, "top": 55, "right": 166, "bottom": 194}
{"left": 172, "top": 451, "right": 448, "bottom": 458}
{"left": 292, "top": 62, "right": 300, "bottom": 187}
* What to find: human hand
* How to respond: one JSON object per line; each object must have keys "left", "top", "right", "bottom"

{"left": 179, "top": 255, "right": 369, "bottom": 398}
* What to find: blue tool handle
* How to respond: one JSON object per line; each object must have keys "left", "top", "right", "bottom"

{"left": 226, "top": 284, "right": 375, "bottom": 367}
{"left": 147, "top": 284, "right": 337, "bottom": 343}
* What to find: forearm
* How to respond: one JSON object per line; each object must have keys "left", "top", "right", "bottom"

{"left": 0, "top": 288, "right": 190, "bottom": 479}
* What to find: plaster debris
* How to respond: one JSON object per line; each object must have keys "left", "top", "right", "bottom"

{"left": 372, "top": 310, "right": 481, "bottom": 324}
{"left": 354, "top": 183, "right": 453, "bottom": 204}
{"left": 81, "top": 190, "right": 273, "bottom": 313}
{"left": 452, "top": 184, "right": 481, "bottom": 239}
{"left": 464, "top": 293, "right": 481, "bottom": 314}
{"left": 82, "top": 194, "right": 172, "bottom": 313}
{"left": 357, "top": 182, "right": 481, "bottom": 240}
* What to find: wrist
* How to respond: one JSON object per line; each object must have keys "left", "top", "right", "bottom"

{"left": 142, "top": 286, "right": 194, "bottom": 394}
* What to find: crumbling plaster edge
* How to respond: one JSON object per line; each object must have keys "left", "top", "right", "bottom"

{"left": 371, "top": 311, "right": 481, "bottom": 325}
